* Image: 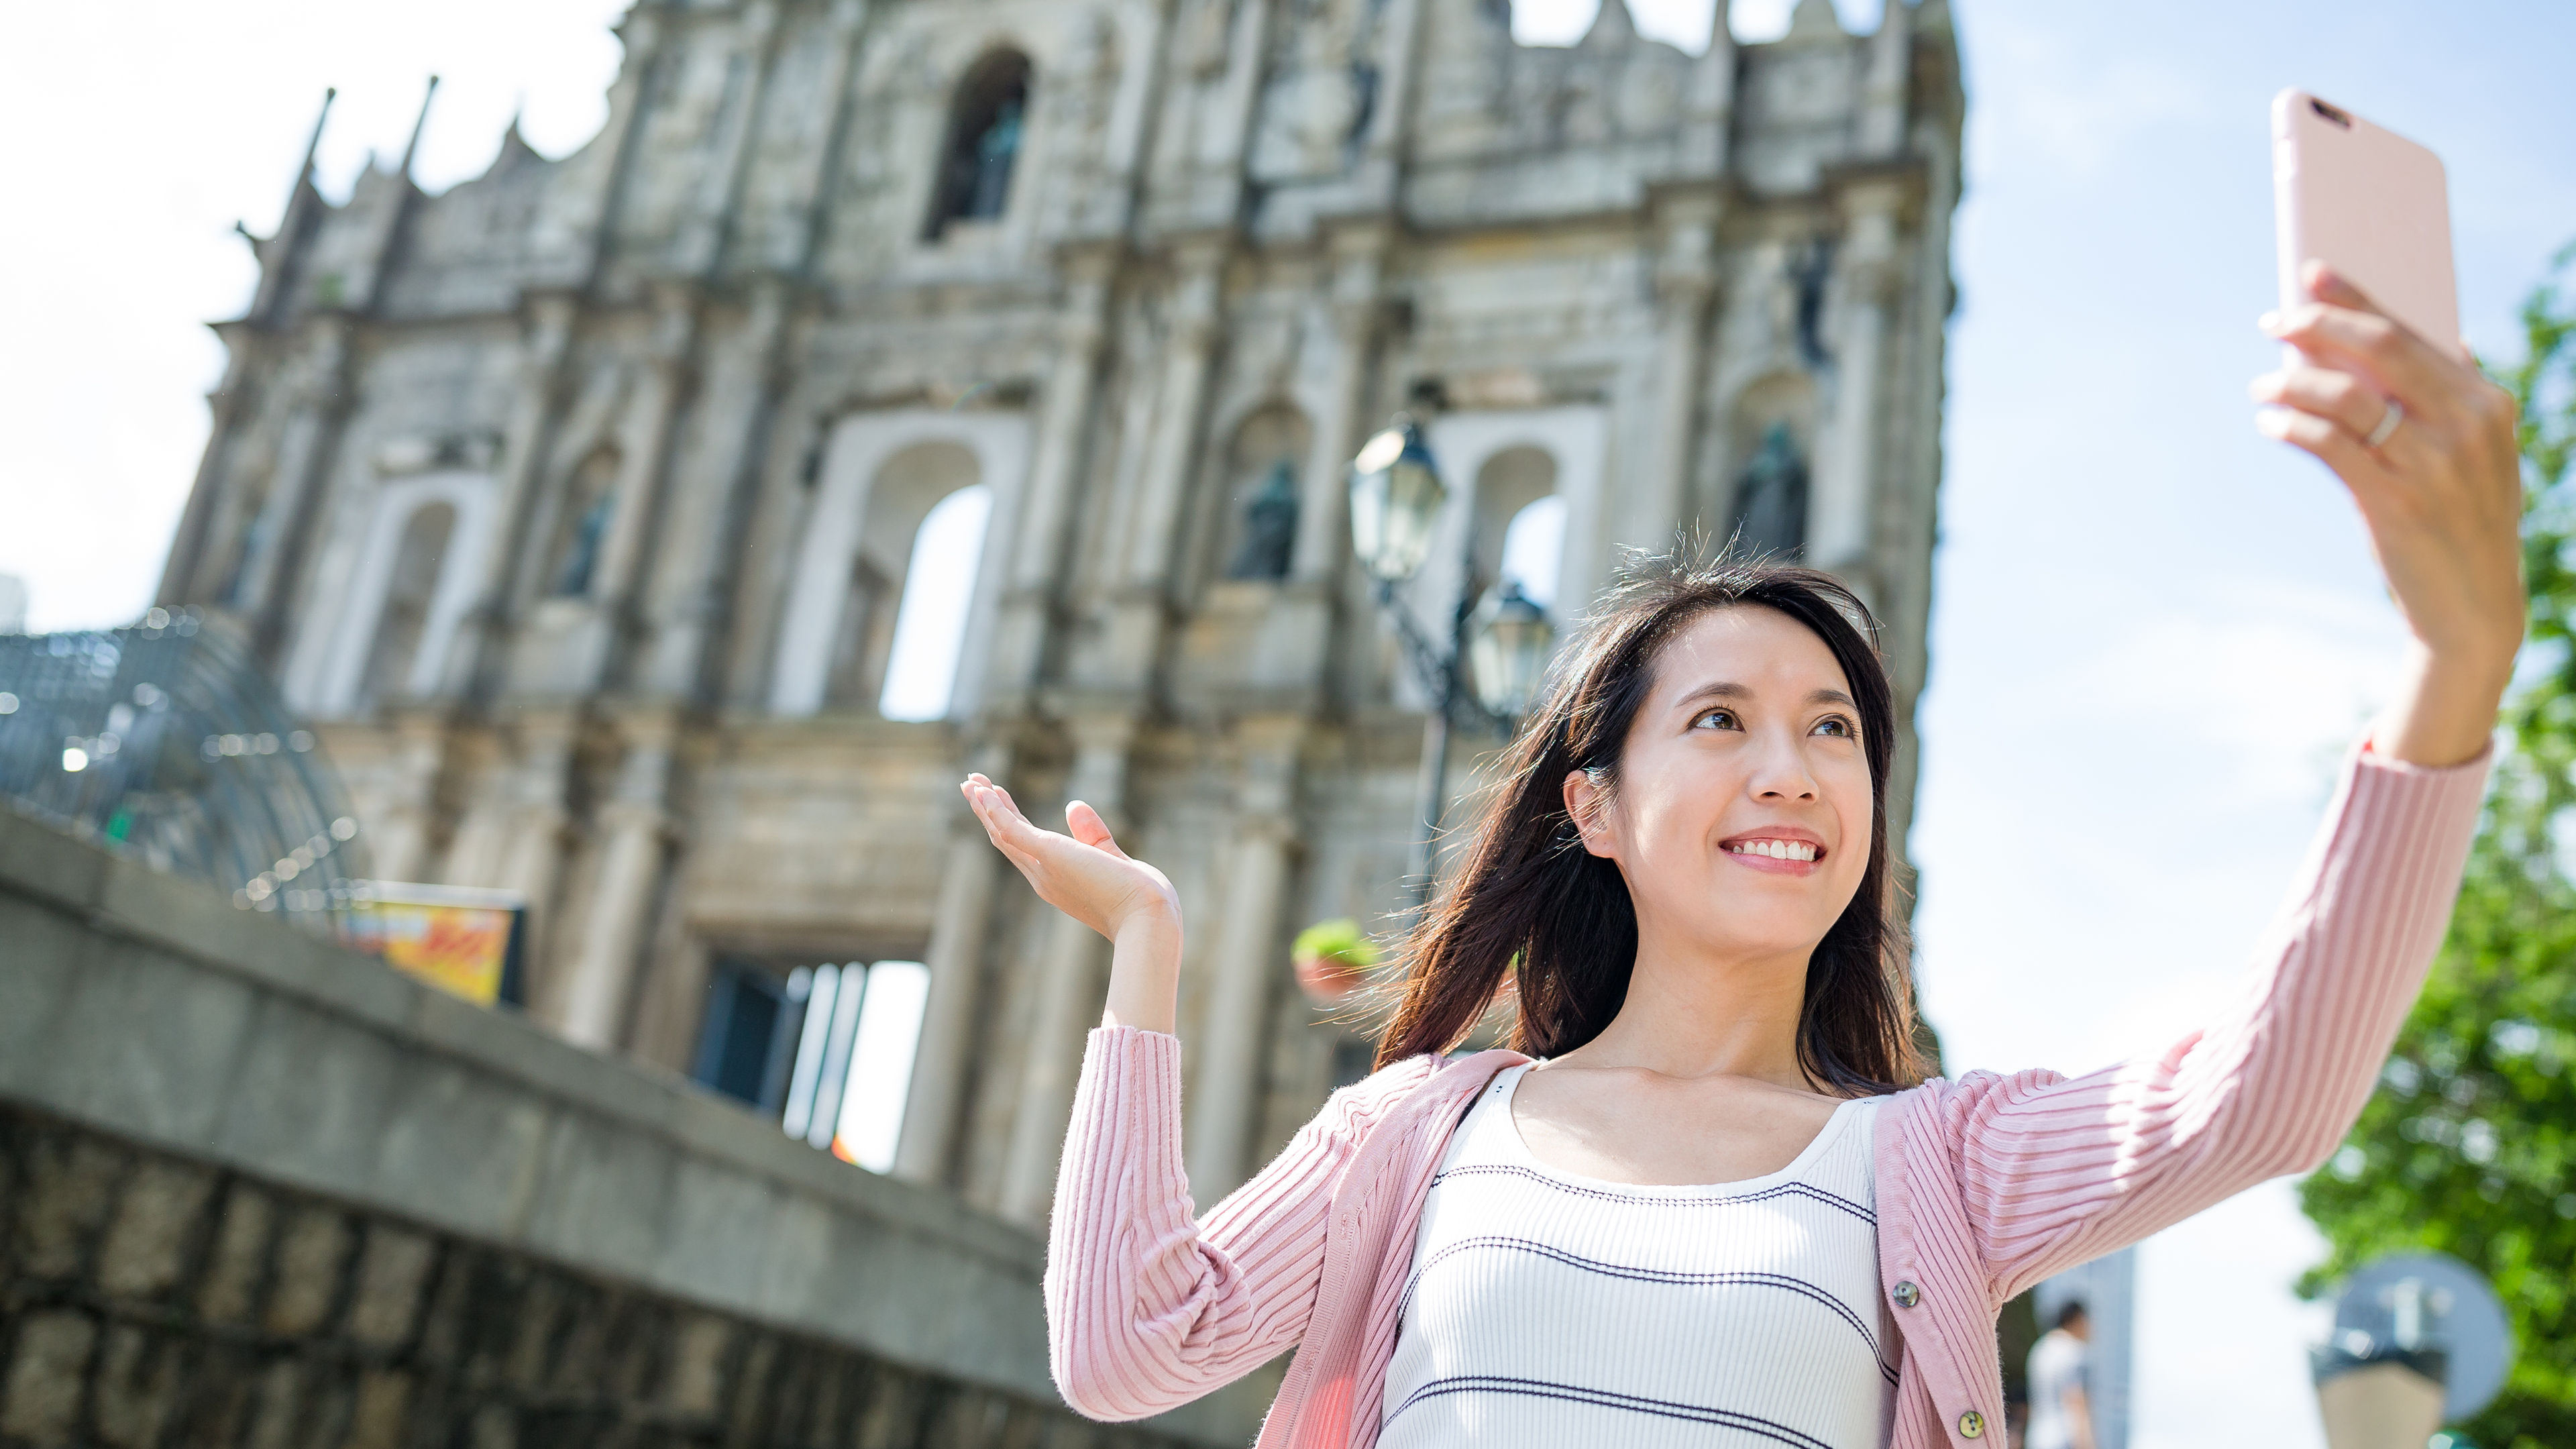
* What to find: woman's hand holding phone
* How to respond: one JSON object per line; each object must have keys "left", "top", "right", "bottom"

{"left": 2251, "top": 260, "right": 2524, "bottom": 768}
{"left": 963, "top": 773, "right": 1183, "bottom": 1032}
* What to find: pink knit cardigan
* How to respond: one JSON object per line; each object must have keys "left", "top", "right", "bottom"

{"left": 1045, "top": 745, "right": 2487, "bottom": 1448}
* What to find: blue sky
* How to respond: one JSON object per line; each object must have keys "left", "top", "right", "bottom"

{"left": 5, "top": 2, "right": 2572, "bottom": 1443}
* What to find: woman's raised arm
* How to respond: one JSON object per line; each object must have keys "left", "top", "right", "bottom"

{"left": 1046, "top": 1027, "right": 1441, "bottom": 1420}
{"left": 1940, "top": 740, "right": 2487, "bottom": 1300}
{"left": 1940, "top": 264, "right": 2518, "bottom": 1293}
{"left": 962, "top": 775, "right": 1432, "bottom": 1419}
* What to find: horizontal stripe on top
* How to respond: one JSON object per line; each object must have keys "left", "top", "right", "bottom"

{"left": 1428, "top": 1164, "right": 1878, "bottom": 1225}
{"left": 1384, "top": 1376, "right": 1842, "bottom": 1449}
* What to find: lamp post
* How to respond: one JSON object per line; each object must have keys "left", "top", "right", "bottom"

{"left": 1348, "top": 415, "right": 1557, "bottom": 910}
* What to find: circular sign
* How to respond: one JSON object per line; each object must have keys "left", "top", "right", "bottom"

{"left": 2328, "top": 1253, "right": 2513, "bottom": 1419}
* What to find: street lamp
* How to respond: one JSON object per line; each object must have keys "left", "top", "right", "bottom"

{"left": 1348, "top": 415, "right": 1558, "bottom": 909}
{"left": 1348, "top": 417, "right": 1448, "bottom": 583}
{"left": 1468, "top": 580, "right": 1553, "bottom": 718}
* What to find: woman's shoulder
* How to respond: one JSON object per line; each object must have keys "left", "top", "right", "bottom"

{"left": 1874, "top": 1067, "right": 2077, "bottom": 1142}
{"left": 1326, "top": 1047, "right": 1530, "bottom": 1130}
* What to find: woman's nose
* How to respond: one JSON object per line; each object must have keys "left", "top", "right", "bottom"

{"left": 1749, "top": 733, "right": 1820, "bottom": 800}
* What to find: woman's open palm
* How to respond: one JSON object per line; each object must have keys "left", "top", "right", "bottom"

{"left": 963, "top": 774, "right": 1179, "bottom": 942}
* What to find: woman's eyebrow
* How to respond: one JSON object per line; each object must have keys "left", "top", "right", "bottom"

{"left": 1672, "top": 681, "right": 1753, "bottom": 710}
{"left": 1672, "top": 682, "right": 1858, "bottom": 711}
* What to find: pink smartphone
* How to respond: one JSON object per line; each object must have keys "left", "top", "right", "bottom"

{"left": 2272, "top": 89, "right": 2459, "bottom": 347}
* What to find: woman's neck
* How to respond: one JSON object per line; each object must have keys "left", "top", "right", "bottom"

{"left": 1564, "top": 926, "right": 1815, "bottom": 1092}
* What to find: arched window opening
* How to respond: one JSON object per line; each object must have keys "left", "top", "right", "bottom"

{"left": 359, "top": 502, "right": 456, "bottom": 712}
{"left": 818, "top": 440, "right": 985, "bottom": 716}
{"left": 547, "top": 447, "right": 620, "bottom": 599}
{"left": 879, "top": 484, "right": 993, "bottom": 720}
{"left": 1498, "top": 494, "right": 1568, "bottom": 610}
{"left": 927, "top": 50, "right": 1032, "bottom": 238}
{"left": 1468, "top": 445, "right": 1559, "bottom": 600}
{"left": 1214, "top": 405, "right": 1313, "bottom": 584}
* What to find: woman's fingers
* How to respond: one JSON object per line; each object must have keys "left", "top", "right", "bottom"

{"left": 2251, "top": 366, "right": 2404, "bottom": 449}
{"left": 2264, "top": 264, "right": 2471, "bottom": 413}
{"left": 1065, "top": 800, "right": 1131, "bottom": 859}
{"left": 962, "top": 779, "right": 1128, "bottom": 881}
{"left": 964, "top": 780, "right": 1046, "bottom": 860}
{"left": 2255, "top": 404, "right": 2389, "bottom": 488}
{"left": 2265, "top": 306, "right": 2449, "bottom": 415}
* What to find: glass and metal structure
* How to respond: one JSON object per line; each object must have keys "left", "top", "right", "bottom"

{"left": 0, "top": 608, "right": 369, "bottom": 931}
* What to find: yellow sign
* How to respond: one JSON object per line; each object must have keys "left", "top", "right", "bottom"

{"left": 345, "top": 884, "right": 525, "bottom": 1006}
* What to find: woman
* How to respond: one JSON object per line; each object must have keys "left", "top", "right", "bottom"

{"left": 960, "top": 264, "right": 2522, "bottom": 1448}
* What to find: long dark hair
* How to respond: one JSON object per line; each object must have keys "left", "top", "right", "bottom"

{"left": 1375, "top": 549, "right": 1929, "bottom": 1095}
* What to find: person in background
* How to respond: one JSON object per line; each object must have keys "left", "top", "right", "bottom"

{"left": 2026, "top": 1301, "right": 2096, "bottom": 1449}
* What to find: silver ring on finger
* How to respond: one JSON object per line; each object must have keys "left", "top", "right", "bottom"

{"left": 2363, "top": 396, "right": 2405, "bottom": 449}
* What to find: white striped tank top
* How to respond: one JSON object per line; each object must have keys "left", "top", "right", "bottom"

{"left": 1379, "top": 1062, "right": 1895, "bottom": 1449}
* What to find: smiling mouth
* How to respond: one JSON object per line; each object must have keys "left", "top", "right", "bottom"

{"left": 1723, "top": 838, "right": 1822, "bottom": 863}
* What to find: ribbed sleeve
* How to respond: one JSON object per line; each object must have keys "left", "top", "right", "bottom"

{"left": 1949, "top": 743, "right": 2491, "bottom": 1299}
{"left": 1044, "top": 1026, "right": 1442, "bottom": 1421}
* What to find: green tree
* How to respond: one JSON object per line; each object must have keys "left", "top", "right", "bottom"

{"left": 2300, "top": 244, "right": 2576, "bottom": 1449}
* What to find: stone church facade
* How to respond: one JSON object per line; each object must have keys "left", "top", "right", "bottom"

{"left": 154, "top": 0, "right": 1964, "bottom": 1226}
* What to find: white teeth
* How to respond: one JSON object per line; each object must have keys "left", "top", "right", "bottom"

{"left": 1729, "top": 839, "right": 1817, "bottom": 862}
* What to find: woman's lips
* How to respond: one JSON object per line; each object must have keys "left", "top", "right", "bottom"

{"left": 1720, "top": 834, "right": 1826, "bottom": 875}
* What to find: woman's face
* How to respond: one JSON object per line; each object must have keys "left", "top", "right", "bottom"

{"left": 1564, "top": 604, "right": 1874, "bottom": 967}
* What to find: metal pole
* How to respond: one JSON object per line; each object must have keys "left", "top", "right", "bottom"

{"left": 1407, "top": 698, "right": 1452, "bottom": 912}
{"left": 1405, "top": 517, "right": 1482, "bottom": 913}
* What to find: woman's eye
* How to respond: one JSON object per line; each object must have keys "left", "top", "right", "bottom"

{"left": 1812, "top": 716, "right": 1855, "bottom": 739}
{"left": 1693, "top": 708, "right": 1739, "bottom": 731}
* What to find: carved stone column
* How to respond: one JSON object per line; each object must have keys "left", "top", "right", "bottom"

{"left": 1857, "top": 0, "right": 1914, "bottom": 159}
{"left": 553, "top": 708, "right": 676, "bottom": 1051}
{"left": 1644, "top": 200, "right": 1719, "bottom": 543}
{"left": 592, "top": 287, "right": 700, "bottom": 651}
{"left": 637, "top": 278, "right": 790, "bottom": 698}
{"left": 893, "top": 735, "right": 1012, "bottom": 1187}
{"left": 238, "top": 317, "right": 356, "bottom": 667}
{"left": 1678, "top": 5, "right": 1739, "bottom": 177}
{"left": 1185, "top": 718, "right": 1303, "bottom": 1199}
{"left": 997, "top": 716, "right": 1135, "bottom": 1226}
{"left": 1289, "top": 230, "right": 1387, "bottom": 585}
{"left": 447, "top": 292, "right": 579, "bottom": 698}
{"left": 1097, "top": 239, "right": 1228, "bottom": 689}
{"left": 669, "top": 0, "right": 780, "bottom": 277}
{"left": 1124, "top": 239, "right": 1228, "bottom": 589}
{"left": 985, "top": 246, "right": 1118, "bottom": 706}
{"left": 360, "top": 708, "right": 450, "bottom": 885}
{"left": 495, "top": 710, "right": 578, "bottom": 949}
{"left": 1810, "top": 183, "right": 1905, "bottom": 588}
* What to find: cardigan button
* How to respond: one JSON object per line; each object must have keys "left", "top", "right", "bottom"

{"left": 1891, "top": 1280, "right": 1921, "bottom": 1308}
{"left": 1957, "top": 1409, "right": 1987, "bottom": 1440}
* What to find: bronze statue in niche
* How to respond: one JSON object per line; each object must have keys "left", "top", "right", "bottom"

{"left": 1731, "top": 423, "right": 1809, "bottom": 558}
{"left": 1224, "top": 460, "right": 1300, "bottom": 580}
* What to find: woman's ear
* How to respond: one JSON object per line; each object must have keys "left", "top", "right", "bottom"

{"left": 1562, "top": 768, "right": 1617, "bottom": 860}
